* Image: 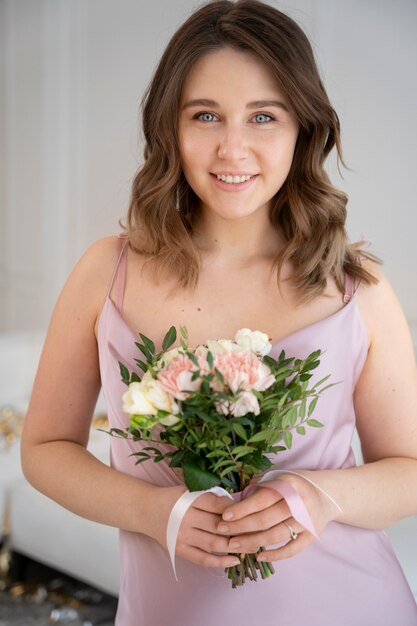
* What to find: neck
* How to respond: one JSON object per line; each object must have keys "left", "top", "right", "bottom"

{"left": 193, "top": 207, "right": 285, "bottom": 265}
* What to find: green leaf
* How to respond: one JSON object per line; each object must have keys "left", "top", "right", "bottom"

{"left": 182, "top": 453, "right": 221, "bottom": 491}
{"left": 269, "top": 445, "right": 287, "bottom": 453}
{"left": 249, "top": 453, "right": 273, "bottom": 471}
{"left": 262, "top": 355, "right": 277, "bottom": 369}
{"left": 308, "top": 396, "right": 319, "bottom": 416}
{"left": 231, "top": 445, "right": 254, "bottom": 457}
{"left": 277, "top": 391, "right": 290, "bottom": 409}
{"left": 207, "top": 350, "right": 213, "bottom": 369}
{"left": 307, "top": 418, "right": 324, "bottom": 428}
{"left": 283, "top": 431, "right": 293, "bottom": 449}
{"left": 139, "top": 333, "right": 156, "bottom": 356}
{"left": 131, "top": 371, "right": 141, "bottom": 383}
{"left": 215, "top": 368, "right": 224, "bottom": 384}
{"left": 296, "top": 426, "right": 306, "bottom": 436}
{"left": 180, "top": 325, "right": 188, "bottom": 340}
{"left": 312, "top": 374, "right": 331, "bottom": 390}
{"left": 162, "top": 326, "right": 177, "bottom": 351}
{"left": 168, "top": 450, "right": 186, "bottom": 467}
{"left": 206, "top": 450, "right": 228, "bottom": 458}
{"left": 105, "top": 428, "right": 128, "bottom": 439}
{"left": 119, "top": 362, "right": 130, "bottom": 384}
{"left": 287, "top": 406, "right": 297, "bottom": 427}
{"left": 248, "top": 430, "right": 271, "bottom": 443}
{"left": 133, "top": 358, "right": 148, "bottom": 372}
{"left": 135, "top": 341, "right": 152, "bottom": 362}
{"left": 187, "top": 352, "right": 199, "bottom": 367}
{"left": 232, "top": 423, "right": 247, "bottom": 440}
{"left": 219, "top": 465, "right": 239, "bottom": 478}
{"left": 299, "top": 398, "right": 307, "bottom": 419}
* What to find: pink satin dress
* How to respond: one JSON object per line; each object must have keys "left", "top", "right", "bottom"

{"left": 97, "top": 238, "right": 417, "bottom": 626}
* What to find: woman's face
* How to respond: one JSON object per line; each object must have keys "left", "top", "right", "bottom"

{"left": 178, "top": 47, "right": 299, "bottom": 222}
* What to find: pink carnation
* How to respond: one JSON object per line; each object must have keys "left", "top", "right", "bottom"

{"left": 157, "top": 354, "right": 202, "bottom": 401}
{"left": 212, "top": 351, "right": 275, "bottom": 394}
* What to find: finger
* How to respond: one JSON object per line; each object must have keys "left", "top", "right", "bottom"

{"left": 221, "top": 487, "right": 286, "bottom": 522}
{"left": 183, "top": 527, "right": 230, "bottom": 555}
{"left": 217, "top": 500, "right": 289, "bottom": 536}
{"left": 257, "top": 530, "right": 315, "bottom": 563}
{"left": 227, "top": 517, "right": 303, "bottom": 553}
{"left": 187, "top": 508, "right": 228, "bottom": 534}
{"left": 193, "top": 493, "right": 233, "bottom": 514}
{"left": 178, "top": 545, "right": 241, "bottom": 569}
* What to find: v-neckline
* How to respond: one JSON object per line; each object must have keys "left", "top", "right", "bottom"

{"left": 103, "top": 293, "right": 358, "bottom": 349}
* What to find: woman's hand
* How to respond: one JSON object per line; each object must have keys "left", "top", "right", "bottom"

{"left": 147, "top": 485, "right": 241, "bottom": 569}
{"left": 216, "top": 472, "right": 338, "bottom": 562}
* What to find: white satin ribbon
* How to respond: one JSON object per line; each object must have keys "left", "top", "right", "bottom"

{"left": 166, "top": 470, "right": 342, "bottom": 582}
{"left": 167, "top": 485, "right": 233, "bottom": 581}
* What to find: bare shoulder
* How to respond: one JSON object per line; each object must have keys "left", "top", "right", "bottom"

{"left": 67, "top": 235, "right": 121, "bottom": 295}
{"left": 58, "top": 236, "right": 122, "bottom": 324}
{"left": 354, "top": 258, "right": 412, "bottom": 350}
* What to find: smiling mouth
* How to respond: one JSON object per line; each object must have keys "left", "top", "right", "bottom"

{"left": 216, "top": 174, "right": 253, "bottom": 184}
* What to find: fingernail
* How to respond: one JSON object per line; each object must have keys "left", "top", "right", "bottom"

{"left": 218, "top": 523, "right": 229, "bottom": 533}
{"left": 223, "top": 511, "right": 234, "bottom": 520}
{"left": 257, "top": 555, "right": 266, "bottom": 561}
{"left": 228, "top": 559, "right": 240, "bottom": 567}
{"left": 229, "top": 541, "right": 240, "bottom": 549}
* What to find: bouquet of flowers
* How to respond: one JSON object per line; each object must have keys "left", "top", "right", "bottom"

{"left": 110, "top": 326, "right": 332, "bottom": 588}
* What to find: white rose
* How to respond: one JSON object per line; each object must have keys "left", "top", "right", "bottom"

{"left": 122, "top": 382, "right": 157, "bottom": 416}
{"left": 235, "top": 328, "right": 272, "bottom": 356}
{"left": 141, "top": 372, "right": 179, "bottom": 413}
{"left": 122, "top": 375, "right": 178, "bottom": 416}
{"left": 230, "top": 391, "right": 260, "bottom": 417}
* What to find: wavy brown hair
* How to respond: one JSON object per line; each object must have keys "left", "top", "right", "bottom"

{"left": 125, "top": 0, "right": 379, "bottom": 300}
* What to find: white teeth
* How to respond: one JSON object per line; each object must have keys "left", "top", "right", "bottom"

{"left": 216, "top": 174, "right": 252, "bottom": 184}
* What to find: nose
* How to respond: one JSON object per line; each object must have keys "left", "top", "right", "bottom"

{"left": 217, "top": 124, "right": 248, "bottom": 161}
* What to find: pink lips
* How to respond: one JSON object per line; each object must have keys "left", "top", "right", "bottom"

{"left": 210, "top": 173, "right": 258, "bottom": 193}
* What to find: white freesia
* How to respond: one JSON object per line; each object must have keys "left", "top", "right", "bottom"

{"left": 235, "top": 328, "right": 272, "bottom": 356}
{"left": 122, "top": 372, "right": 179, "bottom": 417}
{"left": 230, "top": 391, "right": 261, "bottom": 417}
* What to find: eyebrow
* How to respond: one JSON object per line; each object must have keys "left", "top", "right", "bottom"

{"left": 181, "top": 98, "right": 289, "bottom": 112}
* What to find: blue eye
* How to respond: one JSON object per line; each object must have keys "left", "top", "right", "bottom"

{"left": 196, "top": 112, "right": 217, "bottom": 122}
{"left": 253, "top": 113, "right": 273, "bottom": 124}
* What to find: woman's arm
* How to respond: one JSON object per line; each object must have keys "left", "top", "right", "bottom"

{"left": 21, "top": 237, "right": 238, "bottom": 569}
{"left": 217, "top": 262, "right": 417, "bottom": 559}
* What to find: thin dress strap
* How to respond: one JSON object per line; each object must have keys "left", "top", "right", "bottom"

{"left": 107, "top": 234, "right": 129, "bottom": 313}
{"left": 343, "top": 274, "right": 355, "bottom": 304}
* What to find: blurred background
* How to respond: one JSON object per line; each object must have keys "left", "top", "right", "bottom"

{"left": 0, "top": 0, "right": 416, "bottom": 616}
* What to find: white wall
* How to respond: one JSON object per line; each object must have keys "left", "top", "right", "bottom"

{"left": 0, "top": 0, "right": 416, "bottom": 337}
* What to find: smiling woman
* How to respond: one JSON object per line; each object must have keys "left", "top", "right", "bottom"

{"left": 20, "top": 1, "right": 417, "bottom": 625}
{"left": 177, "top": 48, "right": 299, "bottom": 224}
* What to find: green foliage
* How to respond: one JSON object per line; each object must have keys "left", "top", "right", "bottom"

{"left": 108, "top": 328, "right": 335, "bottom": 493}
{"left": 162, "top": 326, "right": 177, "bottom": 351}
